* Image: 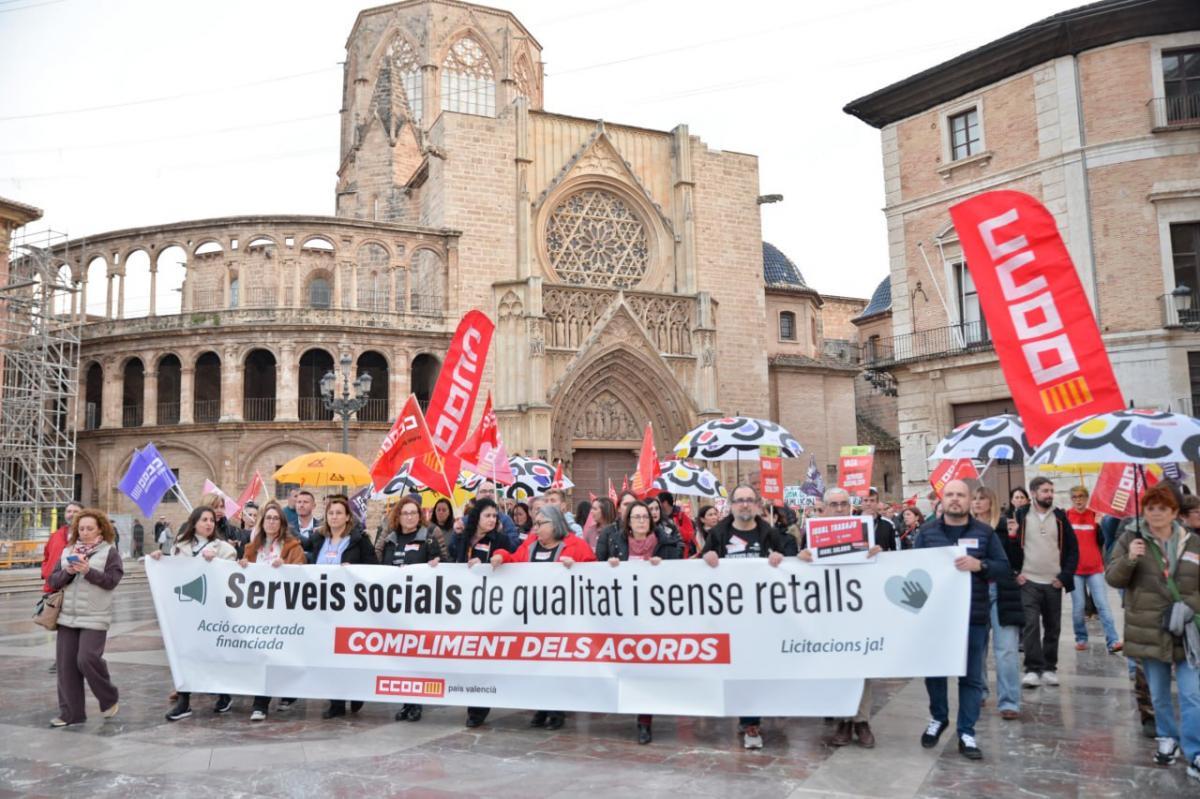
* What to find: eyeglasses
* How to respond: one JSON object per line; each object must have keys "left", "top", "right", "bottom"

{"left": 535, "top": 518, "right": 551, "bottom": 526}
{"left": 629, "top": 514, "right": 650, "bottom": 521}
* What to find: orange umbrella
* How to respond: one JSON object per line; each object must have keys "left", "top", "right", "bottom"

{"left": 273, "top": 452, "right": 372, "bottom": 488}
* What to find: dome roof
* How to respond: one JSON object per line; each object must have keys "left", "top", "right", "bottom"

{"left": 858, "top": 276, "right": 892, "bottom": 318}
{"left": 763, "top": 242, "right": 807, "bottom": 287}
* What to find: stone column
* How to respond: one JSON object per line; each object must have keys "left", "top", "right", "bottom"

{"left": 117, "top": 272, "right": 125, "bottom": 318}
{"left": 101, "top": 359, "right": 121, "bottom": 428}
{"left": 143, "top": 370, "right": 158, "bottom": 427}
{"left": 179, "top": 366, "right": 194, "bottom": 424}
{"left": 277, "top": 342, "right": 298, "bottom": 421}
{"left": 105, "top": 274, "right": 113, "bottom": 318}
{"left": 391, "top": 347, "right": 409, "bottom": 419}
{"left": 350, "top": 263, "right": 359, "bottom": 310}
{"left": 148, "top": 263, "right": 158, "bottom": 316}
{"left": 78, "top": 278, "right": 87, "bottom": 323}
{"left": 219, "top": 346, "right": 243, "bottom": 422}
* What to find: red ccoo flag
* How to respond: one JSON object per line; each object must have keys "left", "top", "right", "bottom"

{"left": 630, "top": 423, "right": 662, "bottom": 499}
{"left": 551, "top": 461, "right": 565, "bottom": 489}
{"left": 607, "top": 478, "right": 618, "bottom": 505}
{"left": 622, "top": 474, "right": 629, "bottom": 493}
{"left": 369, "top": 395, "right": 440, "bottom": 491}
{"left": 235, "top": 471, "right": 266, "bottom": 510}
{"left": 456, "top": 394, "right": 515, "bottom": 486}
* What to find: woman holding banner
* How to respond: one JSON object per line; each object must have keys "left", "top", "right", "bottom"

{"left": 313, "top": 495, "right": 377, "bottom": 719}
{"left": 492, "top": 505, "right": 596, "bottom": 731}
{"left": 239, "top": 501, "right": 306, "bottom": 721}
{"left": 48, "top": 509, "right": 124, "bottom": 728}
{"left": 599, "top": 500, "right": 682, "bottom": 744}
{"left": 153, "top": 506, "right": 237, "bottom": 720}
{"left": 381, "top": 496, "right": 444, "bottom": 723}
{"left": 454, "top": 497, "right": 514, "bottom": 727}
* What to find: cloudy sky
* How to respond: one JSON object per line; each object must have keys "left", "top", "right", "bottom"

{"left": 0, "top": 0, "right": 1082, "bottom": 298}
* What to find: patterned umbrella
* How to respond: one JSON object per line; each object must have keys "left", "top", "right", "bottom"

{"left": 673, "top": 417, "right": 803, "bottom": 461}
{"left": 1029, "top": 409, "right": 1200, "bottom": 466}
{"left": 372, "top": 463, "right": 482, "bottom": 506}
{"left": 504, "top": 455, "right": 573, "bottom": 501}
{"left": 928, "top": 414, "right": 1033, "bottom": 462}
{"left": 653, "top": 460, "right": 727, "bottom": 499}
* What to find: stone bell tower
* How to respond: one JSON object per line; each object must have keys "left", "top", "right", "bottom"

{"left": 335, "top": 0, "right": 544, "bottom": 223}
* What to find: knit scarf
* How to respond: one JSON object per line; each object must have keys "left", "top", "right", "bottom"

{"left": 72, "top": 540, "right": 103, "bottom": 560}
{"left": 627, "top": 533, "right": 658, "bottom": 560}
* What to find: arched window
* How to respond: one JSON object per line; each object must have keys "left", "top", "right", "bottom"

{"left": 122, "top": 358, "right": 145, "bottom": 427}
{"left": 779, "top": 311, "right": 796, "bottom": 341}
{"left": 299, "top": 349, "right": 335, "bottom": 421}
{"left": 157, "top": 354, "right": 182, "bottom": 425}
{"left": 410, "top": 354, "right": 441, "bottom": 413}
{"left": 194, "top": 352, "right": 222, "bottom": 423}
{"left": 441, "top": 35, "right": 495, "bottom": 116}
{"left": 243, "top": 349, "right": 277, "bottom": 421}
{"left": 410, "top": 249, "right": 444, "bottom": 314}
{"left": 357, "top": 351, "right": 389, "bottom": 422}
{"left": 229, "top": 275, "right": 240, "bottom": 309}
{"left": 357, "top": 243, "right": 390, "bottom": 311}
{"left": 308, "top": 276, "right": 332, "bottom": 309}
{"left": 391, "top": 37, "right": 423, "bottom": 123}
{"left": 84, "top": 362, "right": 103, "bottom": 430}
{"left": 545, "top": 189, "right": 650, "bottom": 288}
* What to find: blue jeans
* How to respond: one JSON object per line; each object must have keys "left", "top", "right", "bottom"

{"left": 1071, "top": 573, "right": 1120, "bottom": 647}
{"left": 1143, "top": 658, "right": 1200, "bottom": 762}
{"left": 988, "top": 584, "right": 1021, "bottom": 713}
{"left": 926, "top": 623, "right": 989, "bottom": 737}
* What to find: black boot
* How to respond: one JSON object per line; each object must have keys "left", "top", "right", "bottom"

{"left": 406, "top": 704, "right": 422, "bottom": 722}
{"left": 637, "top": 722, "right": 652, "bottom": 745}
{"left": 530, "top": 710, "right": 548, "bottom": 728}
{"left": 544, "top": 711, "right": 565, "bottom": 731}
{"left": 322, "top": 701, "right": 346, "bottom": 719}
{"left": 350, "top": 700, "right": 364, "bottom": 714}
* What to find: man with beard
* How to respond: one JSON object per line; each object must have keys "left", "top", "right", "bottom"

{"left": 702, "top": 483, "right": 795, "bottom": 750}
{"left": 1005, "top": 477, "right": 1078, "bottom": 689}
{"left": 915, "top": 479, "right": 1011, "bottom": 760}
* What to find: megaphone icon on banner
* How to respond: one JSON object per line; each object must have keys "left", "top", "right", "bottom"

{"left": 174, "top": 575, "right": 207, "bottom": 605}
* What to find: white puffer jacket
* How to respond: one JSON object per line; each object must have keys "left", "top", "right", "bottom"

{"left": 52, "top": 542, "right": 124, "bottom": 631}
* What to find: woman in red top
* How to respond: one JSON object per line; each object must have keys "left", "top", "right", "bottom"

{"left": 1068, "top": 486, "right": 1121, "bottom": 653}
{"left": 492, "top": 505, "right": 595, "bottom": 730}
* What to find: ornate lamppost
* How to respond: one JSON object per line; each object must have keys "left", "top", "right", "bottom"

{"left": 320, "top": 354, "right": 372, "bottom": 454}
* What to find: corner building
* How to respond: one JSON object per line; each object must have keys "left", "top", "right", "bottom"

{"left": 845, "top": 0, "right": 1200, "bottom": 499}
{"left": 59, "top": 0, "right": 863, "bottom": 519}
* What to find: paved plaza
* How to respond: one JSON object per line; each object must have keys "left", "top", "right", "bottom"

{"left": 0, "top": 568, "right": 1194, "bottom": 798}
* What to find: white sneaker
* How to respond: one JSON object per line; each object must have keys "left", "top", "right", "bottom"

{"left": 1021, "top": 672, "right": 1041, "bottom": 688}
{"left": 1155, "top": 737, "right": 1179, "bottom": 766}
{"left": 743, "top": 724, "right": 764, "bottom": 749}
{"left": 1187, "top": 754, "right": 1200, "bottom": 782}
{"left": 250, "top": 709, "right": 266, "bottom": 722}
{"left": 1041, "top": 671, "right": 1059, "bottom": 686}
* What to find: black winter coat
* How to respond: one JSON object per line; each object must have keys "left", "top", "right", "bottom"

{"left": 702, "top": 516, "right": 798, "bottom": 558}
{"left": 595, "top": 523, "right": 684, "bottom": 561}
{"left": 310, "top": 528, "right": 377, "bottom": 565}
{"left": 1006, "top": 506, "right": 1079, "bottom": 591}
{"left": 914, "top": 516, "right": 1012, "bottom": 626}
{"left": 450, "top": 529, "right": 514, "bottom": 564}
{"left": 381, "top": 527, "right": 445, "bottom": 566}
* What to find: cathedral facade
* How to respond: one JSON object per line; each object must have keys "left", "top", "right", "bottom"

{"left": 53, "top": 0, "right": 863, "bottom": 517}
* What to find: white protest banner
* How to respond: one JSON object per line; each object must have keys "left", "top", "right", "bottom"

{"left": 147, "top": 549, "right": 969, "bottom": 718}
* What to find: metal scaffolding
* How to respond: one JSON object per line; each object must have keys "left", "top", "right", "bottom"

{"left": 0, "top": 229, "right": 81, "bottom": 539}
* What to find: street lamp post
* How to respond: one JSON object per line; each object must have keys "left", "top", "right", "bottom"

{"left": 320, "top": 354, "right": 373, "bottom": 454}
{"left": 1170, "top": 284, "right": 1200, "bottom": 332}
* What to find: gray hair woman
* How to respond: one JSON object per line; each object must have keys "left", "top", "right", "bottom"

{"left": 491, "top": 502, "right": 596, "bottom": 731}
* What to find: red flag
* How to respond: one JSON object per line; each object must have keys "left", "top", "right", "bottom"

{"left": 607, "top": 478, "right": 617, "bottom": 505}
{"left": 929, "top": 459, "right": 980, "bottom": 498}
{"left": 622, "top": 474, "right": 630, "bottom": 493}
{"left": 1089, "top": 463, "right": 1158, "bottom": 517}
{"left": 411, "top": 310, "right": 495, "bottom": 493}
{"left": 950, "top": 191, "right": 1124, "bottom": 446}
{"left": 369, "top": 395, "right": 439, "bottom": 491}
{"left": 551, "top": 461, "right": 565, "bottom": 489}
{"left": 236, "top": 470, "right": 265, "bottom": 509}
{"left": 456, "top": 394, "right": 515, "bottom": 486}
{"left": 630, "top": 424, "right": 662, "bottom": 499}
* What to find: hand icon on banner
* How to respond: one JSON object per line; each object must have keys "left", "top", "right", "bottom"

{"left": 901, "top": 581, "right": 929, "bottom": 610}
{"left": 886, "top": 569, "right": 933, "bottom": 614}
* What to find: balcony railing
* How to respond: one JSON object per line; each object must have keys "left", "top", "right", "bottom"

{"left": 157, "top": 401, "right": 181, "bottom": 425}
{"left": 193, "top": 399, "right": 221, "bottom": 424}
{"left": 85, "top": 402, "right": 99, "bottom": 430}
{"left": 410, "top": 293, "right": 444, "bottom": 316}
{"left": 243, "top": 397, "right": 276, "bottom": 422}
{"left": 298, "top": 397, "right": 333, "bottom": 421}
{"left": 1161, "top": 289, "right": 1200, "bottom": 329}
{"left": 860, "top": 321, "right": 992, "bottom": 367}
{"left": 357, "top": 398, "right": 389, "bottom": 423}
{"left": 1149, "top": 95, "right": 1200, "bottom": 130}
{"left": 121, "top": 404, "right": 143, "bottom": 428}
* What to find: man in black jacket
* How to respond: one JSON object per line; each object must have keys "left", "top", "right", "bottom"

{"left": 1005, "top": 477, "right": 1078, "bottom": 689}
{"left": 862, "top": 487, "right": 896, "bottom": 551}
{"left": 702, "top": 484, "right": 794, "bottom": 750}
{"left": 915, "top": 479, "right": 1012, "bottom": 760}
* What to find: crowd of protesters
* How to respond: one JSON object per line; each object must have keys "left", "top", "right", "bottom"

{"left": 38, "top": 476, "right": 1200, "bottom": 782}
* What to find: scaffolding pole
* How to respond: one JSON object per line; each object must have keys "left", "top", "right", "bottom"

{"left": 0, "top": 228, "right": 81, "bottom": 539}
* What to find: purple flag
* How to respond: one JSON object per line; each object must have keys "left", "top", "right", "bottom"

{"left": 118, "top": 444, "right": 178, "bottom": 518}
{"left": 349, "top": 486, "right": 371, "bottom": 527}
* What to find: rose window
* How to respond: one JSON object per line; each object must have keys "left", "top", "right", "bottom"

{"left": 545, "top": 189, "right": 649, "bottom": 288}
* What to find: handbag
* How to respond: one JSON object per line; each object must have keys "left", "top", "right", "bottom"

{"left": 34, "top": 590, "right": 63, "bottom": 631}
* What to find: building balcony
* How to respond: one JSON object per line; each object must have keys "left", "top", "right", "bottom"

{"left": 1162, "top": 288, "right": 1200, "bottom": 329}
{"left": 860, "top": 321, "right": 993, "bottom": 368}
{"left": 1149, "top": 95, "right": 1200, "bottom": 131}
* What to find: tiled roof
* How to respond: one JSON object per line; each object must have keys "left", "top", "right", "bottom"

{"left": 857, "top": 277, "right": 892, "bottom": 319}
{"left": 763, "top": 242, "right": 806, "bottom": 287}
